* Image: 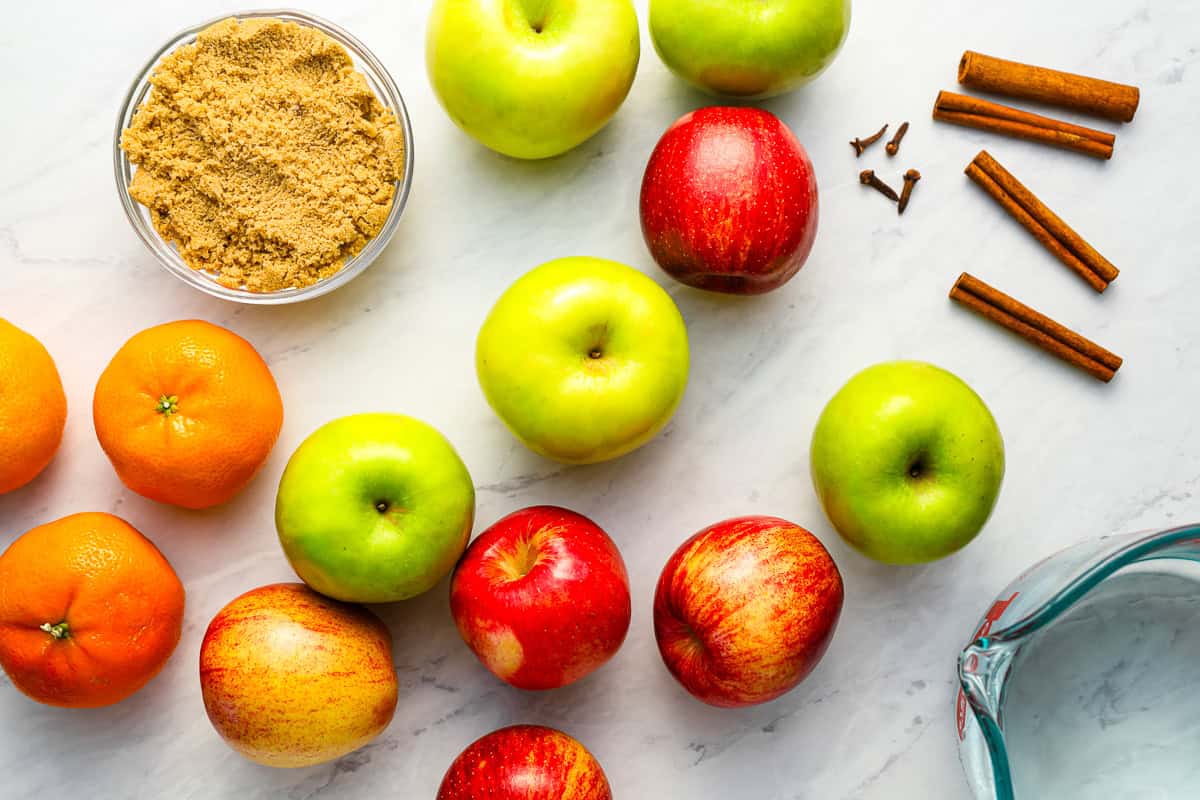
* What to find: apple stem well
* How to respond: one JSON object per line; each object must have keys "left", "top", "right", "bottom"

{"left": 516, "top": 0, "right": 553, "bottom": 33}
{"left": 680, "top": 621, "right": 706, "bottom": 655}
{"left": 908, "top": 455, "right": 930, "bottom": 479}
{"left": 584, "top": 321, "right": 610, "bottom": 360}
{"left": 495, "top": 536, "right": 547, "bottom": 582}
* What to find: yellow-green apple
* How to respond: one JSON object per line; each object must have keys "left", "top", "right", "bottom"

{"left": 450, "top": 506, "right": 630, "bottom": 690}
{"left": 199, "top": 583, "right": 397, "bottom": 768}
{"left": 476, "top": 256, "right": 689, "bottom": 464}
{"left": 426, "top": 0, "right": 640, "bottom": 159}
{"left": 649, "top": 0, "right": 851, "bottom": 98}
{"left": 438, "top": 725, "right": 612, "bottom": 799}
{"left": 653, "top": 516, "right": 843, "bottom": 708}
{"left": 640, "top": 106, "right": 819, "bottom": 294}
{"left": 810, "top": 361, "right": 1005, "bottom": 564}
{"left": 276, "top": 413, "right": 475, "bottom": 603}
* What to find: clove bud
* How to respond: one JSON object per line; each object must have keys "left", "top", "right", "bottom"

{"left": 886, "top": 122, "right": 910, "bottom": 156}
{"left": 898, "top": 169, "right": 921, "bottom": 214}
{"left": 850, "top": 124, "right": 888, "bottom": 157}
{"left": 859, "top": 170, "right": 900, "bottom": 202}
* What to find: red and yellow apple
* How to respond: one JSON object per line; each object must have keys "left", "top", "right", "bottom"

{"left": 199, "top": 583, "right": 398, "bottom": 767}
{"left": 450, "top": 506, "right": 631, "bottom": 690}
{"left": 438, "top": 725, "right": 612, "bottom": 800}
{"left": 640, "top": 106, "right": 819, "bottom": 294}
{"left": 653, "top": 516, "right": 843, "bottom": 707}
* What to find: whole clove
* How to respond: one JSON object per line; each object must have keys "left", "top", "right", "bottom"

{"left": 886, "top": 122, "right": 910, "bottom": 156}
{"left": 898, "top": 169, "right": 921, "bottom": 214}
{"left": 850, "top": 124, "right": 889, "bottom": 157}
{"left": 860, "top": 170, "right": 900, "bottom": 202}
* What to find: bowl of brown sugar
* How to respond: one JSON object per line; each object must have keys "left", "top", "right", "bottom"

{"left": 114, "top": 10, "right": 413, "bottom": 304}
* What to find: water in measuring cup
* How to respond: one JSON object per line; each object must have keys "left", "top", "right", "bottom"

{"left": 1002, "top": 569, "right": 1200, "bottom": 799}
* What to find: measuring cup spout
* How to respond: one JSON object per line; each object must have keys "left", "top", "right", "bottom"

{"left": 958, "top": 637, "right": 1018, "bottom": 798}
{"left": 959, "top": 638, "right": 1015, "bottom": 723}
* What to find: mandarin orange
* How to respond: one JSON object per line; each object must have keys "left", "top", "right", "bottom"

{"left": 93, "top": 320, "right": 283, "bottom": 509}
{"left": 0, "top": 512, "right": 185, "bottom": 708}
{"left": 0, "top": 318, "right": 67, "bottom": 494}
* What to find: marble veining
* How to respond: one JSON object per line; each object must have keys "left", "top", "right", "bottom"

{"left": 2, "top": 1, "right": 1199, "bottom": 798}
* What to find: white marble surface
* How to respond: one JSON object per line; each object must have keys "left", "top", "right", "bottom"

{"left": 2, "top": 1, "right": 1199, "bottom": 798}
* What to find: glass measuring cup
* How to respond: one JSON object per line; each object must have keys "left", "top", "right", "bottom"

{"left": 957, "top": 524, "right": 1200, "bottom": 799}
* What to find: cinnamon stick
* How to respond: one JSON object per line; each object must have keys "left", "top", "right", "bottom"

{"left": 933, "top": 91, "right": 1115, "bottom": 159}
{"left": 959, "top": 51, "right": 1140, "bottom": 123}
{"left": 949, "top": 273, "right": 1122, "bottom": 382}
{"left": 965, "top": 151, "right": 1119, "bottom": 292}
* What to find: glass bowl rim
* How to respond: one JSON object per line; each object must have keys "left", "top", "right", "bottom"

{"left": 112, "top": 7, "right": 415, "bottom": 305}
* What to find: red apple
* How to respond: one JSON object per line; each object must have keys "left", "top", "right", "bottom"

{"left": 639, "top": 106, "right": 819, "bottom": 294}
{"left": 653, "top": 515, "right": 843, "bottom": 708}
{"left": 450, "top": 506, "right": 630, "bottom": 690}
{"left": 438, "top": 725, "right": 612, "bottom": 800}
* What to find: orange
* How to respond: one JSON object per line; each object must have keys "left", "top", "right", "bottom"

{"left": 0, "top": 512, "right": 185, "bottom": 708}
{"left": 0, "top": 318, "right": 67, "bottom": 494}
{"left": 93, "top": 320, "right": 283, "bottom": 509}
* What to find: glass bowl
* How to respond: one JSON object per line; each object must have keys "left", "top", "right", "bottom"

{"left": 113, "top": 9, "right": 414, "bottom": 304}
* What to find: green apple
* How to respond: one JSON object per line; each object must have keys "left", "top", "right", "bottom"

{"left": 649, "top": 0, "right": 851, "bottom": 98}
{"left": 810, "top": 361, "right": 1004, "bottom": 564}
{"left": 426, "top": 0, "right": 640, "bottom": 159}
{"left": 275, "top": 414, "right": 475, "bottom": 603}
{"left": 477, "top": 256, "right": 689, "bottom": 464}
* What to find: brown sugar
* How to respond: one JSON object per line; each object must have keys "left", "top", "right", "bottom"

{"left": 120, "top": 17, "right": 406, "bottom": 292}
